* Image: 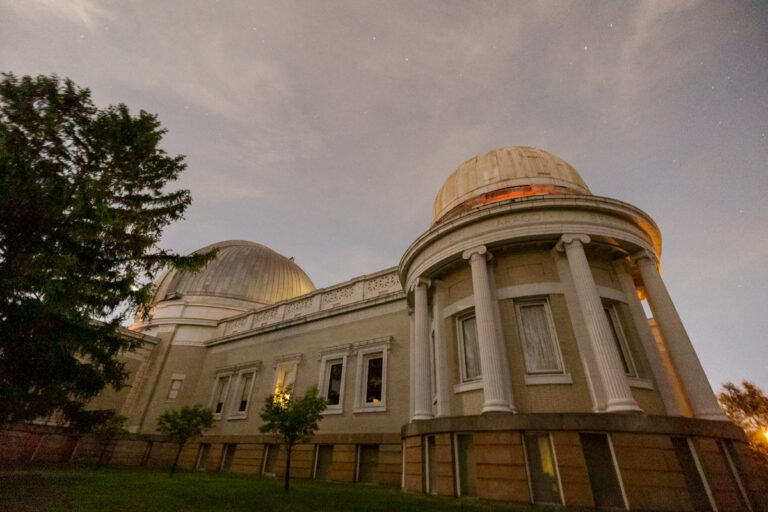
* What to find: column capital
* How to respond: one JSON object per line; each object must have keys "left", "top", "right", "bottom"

{"left": 411, "top": 277, "right": 431, "bottom": 292}
{"left": 462, "top": 245, "right": 488, "bottom": 261}
{"left": 555, "top": 233, "right": 591, "bottom": 252}
{"left": 630, "top": 249, "right": 658, "bottom": 267}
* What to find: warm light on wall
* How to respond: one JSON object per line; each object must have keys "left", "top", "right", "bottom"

{"left": 436, "top": 183, "right": 580, "bottom": 224}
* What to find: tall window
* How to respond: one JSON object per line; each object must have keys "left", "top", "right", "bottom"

{"left": 524, "top": 432, "right": 563, "bottom": 505}
{"left": 353, "top": 337, "right": 390, "bottom": 412}
{"left": 516, "top": 299, "right": 563, "bottom": 374}
{"left": 212, "top": 375, "right": 231, "bottom": 417}
{"left": 211, "top": 363, "right": 261, "bottom": 420}
{"left": 364, "top": 355, "right": 383, "bottom": 403}
{"left": 454, "top": 433, "right": 477, "bottom": 496}
{"left": 274, "top": 363, "right": 297, "bottom": 395}
{"left": 233, "top": 371, "right": 255, "bottom": 416}
{"left": 458, "top": 313, "right": 481, "bottom": 381}
{"left": 671, "top": 437, "right": 716, "bottom": 512}
{"left": 580, "top": 433, "right": 627, "bottom": 510}
{"left": 325, "top": 360, "right": 343, "bottom": 405}
{"left": 603, "top": 303, "right": 636, "bottom": 377}
{"left": 319, "top": 347, "right": 349, "bottom": 414}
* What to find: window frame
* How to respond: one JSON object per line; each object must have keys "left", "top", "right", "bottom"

{"left": 318, "top": 345, "right": 350, "bottom": 415}
{"left": 603, "top": 302, "right": 637, "bottom": 378}
{"left": 456, "top": 310, "right": 481, "bottom": 383}
{"left": 227, "top": 366, "right": 258, "bottom": 420}
{"left": 515, "top": 297, "right": 566, "bottom": 377}
{"left": 209, "top": 370, "right": 234, "bottom": 419}
{"left": 167, "top": 373, "right": 185, "bottom": 401}
{"left": 353, "top": 337, "right": 390, "bottom": 413}
{"left": 521, "top": 431, "right": 565, "bottom": 506}
{"left": 579, "top": 432, "right": 629, "bottom": 510}
{"left": 272, "top": 353, "right": 302, "bottom": 396}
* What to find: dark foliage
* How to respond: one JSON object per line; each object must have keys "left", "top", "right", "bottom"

{"left": 0, "top": 73, "right": 211, "bottom": 425}
{"left": 719, "top": 380, "right": 768, "bottom": 468}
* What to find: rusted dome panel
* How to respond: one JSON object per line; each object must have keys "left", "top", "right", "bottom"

{"left": 158, "top": 240, "right": 315, "bottom": 305}
{"left": 431, "top": 146, "right": 591, "bottom": 225}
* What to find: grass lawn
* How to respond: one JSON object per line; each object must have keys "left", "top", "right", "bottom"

{"left": 0, "top": 467, "right": 562, "bottom": 512}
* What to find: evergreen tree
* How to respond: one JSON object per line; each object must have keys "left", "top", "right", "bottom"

{"left": 0, "top": 73, "right": 211, "bottom": 425}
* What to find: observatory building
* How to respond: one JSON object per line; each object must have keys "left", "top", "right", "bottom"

{"left": 19, "top": 147, "right": 766, "bottom": 510}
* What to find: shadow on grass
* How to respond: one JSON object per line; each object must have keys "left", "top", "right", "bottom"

{"left": 0, "top": 466, "right": 563, "bottom": 512}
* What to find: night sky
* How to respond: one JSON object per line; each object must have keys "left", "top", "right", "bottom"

{"left": 2, "top": 1, "right": 766, "bottom": 391}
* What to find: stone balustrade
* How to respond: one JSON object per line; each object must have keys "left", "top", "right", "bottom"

{"left": 218, "top": 268, "right": 403, "bottom": 339}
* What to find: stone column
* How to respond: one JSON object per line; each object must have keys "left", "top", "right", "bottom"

{"left": 432, "top": 281, "right": 451, "bottom": 417}
{"left": 633, "top": 251, "right": 726, "bottom": 420}
{"left": 613, "top": 258, "right": 684, "bottom": 416}
{"left": 558, "top": 234, "right": 640, "bottom": 413}
{"left": 488, "top": 262, "right": 515, "bottom": 410}
{"left": 408, "top": 306, "right": 415, "bottom": 420}
{"left": 412, "top": 278, "right": 434, "bottom": 420}
{"left": 462, "top": 246, "right": 515, "bottom": 413}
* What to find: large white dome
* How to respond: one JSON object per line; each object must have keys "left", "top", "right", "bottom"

{"left": 152, "top": 240, "right": 315, "bottom": 306}
{"left": 431, "top": 146, "right": 590, "bottom": 225}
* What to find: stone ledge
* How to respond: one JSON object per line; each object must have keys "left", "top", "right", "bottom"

{"left": 401, "top": 413, "right": 746, "bottom": 441}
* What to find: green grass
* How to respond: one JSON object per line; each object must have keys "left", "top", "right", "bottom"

{"left": 0, "top": 467, "right": 561, "bottom": 512}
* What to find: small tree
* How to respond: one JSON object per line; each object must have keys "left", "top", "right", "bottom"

{"left": 719, "top": 381, "right": 768, "bottom": 468}
{"left": 91, "top": 413, "right": 127, "bottom": 468}
{"left": 156, "top": 405, "right": 214, "bottom": 477}
{"left": 260, "top": 386, "right": 326, "bottom": 491}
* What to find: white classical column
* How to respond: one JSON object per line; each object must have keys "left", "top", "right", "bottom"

{"left": 462, "top": 246, "right": 515, "bottom": 413}
{"left": 432, "top": 281, "right": 451, "bottom": 417}
{"left": 558, "top": 234, "right": 640, "bottom": 413}
{"left": 613, "top": 258, "right": 684, "bottom": 416}
{"left": 633, "top": 251, "right": 726, "bottom": 420}
{"left": 408, "top": 306, "right": 415, "bottom": 420}
{"left": 412, "top": 278, "right": 434, "bottom": 420}
{"left": 488, "top": 262, "right": 515, "bottom": 411}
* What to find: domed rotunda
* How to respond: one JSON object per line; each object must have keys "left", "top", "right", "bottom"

{"left": 51, "top": 146, "right": 762, "bottom": 512}
{"left": 432, "top": 146, "right": 591, "bottom": 225}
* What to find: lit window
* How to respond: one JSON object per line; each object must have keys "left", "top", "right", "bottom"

{"left": 516, "top": 299, "right": 564, "bottom": 374}
{"left": 603, "top": 303, "right": 636, "bottom": 377}
{"left": 167, "top": 377, "right": 184, "bottom": 400}
{"left": 523, "top": 432, "right": 563, "bottom": 505}
{"left": 274, "top": 363, "right": 297, "bottom": 395}
{"left": 211, "top": 374, "right": 231, "bottom": 418}
{"left": 318, "top": 347, "right": 349, "bottom": 414}
{"left": 353, "top": 337, "right": 390, "bottom": 412}
{"left": 458, "top": 313, "right": 481, "bottom": 382}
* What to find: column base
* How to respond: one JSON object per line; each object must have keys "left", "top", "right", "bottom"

{"left": 694, "top": 409, "right": 728, "bottom": 421}
{"left": 482, "top": 401, "right": 516, "bottom": 414}
{"left": 604, "top": 398, "right": 643, "bottom": 413}
{"left": 412, "top": 412, "right": 435, "bottom": 421}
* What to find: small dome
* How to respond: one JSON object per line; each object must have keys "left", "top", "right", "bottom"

{"left": 431, "top": 146, "right": 590, "bottom": 225}
{"left": 153, "top": 240, "right": 315, "bottom": 306}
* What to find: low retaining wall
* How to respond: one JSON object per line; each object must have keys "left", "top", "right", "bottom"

{"left": 0, "top": 424, "right": 402, "bottom": 487}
